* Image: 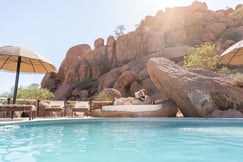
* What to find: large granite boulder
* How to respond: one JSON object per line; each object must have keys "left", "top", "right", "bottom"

{"left": 54, "top": 84, "right": 73, "bottom": 100}
{"left": 66, "top": 44, "right": 92, "bottom": 58}
{"left": 147, "top": 57, "right": 243, "bottom": 117}
{"left": 62, "top": 56, "right": 90, "bottom": 84}
{"left": 115, "top": 32, "right": 143, "bottom": 65}
{"left": 90, "top": 46, "right": 114, "bottom": 80}
{"left": 113, "top": 71, "right": 137, "bottom": 96}
{"left": 163, "top": 45, "right": 191, "bottom": 62}
{"left": 94, "top": 38, "right": 104, "bottom": 48}
{"left": 41, "top": 72, "right": 58, "bottom": 92}
{"left": 97, "top": 68, "right": 121, "bottom": 92}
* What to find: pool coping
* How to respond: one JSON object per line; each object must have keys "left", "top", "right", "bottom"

{"left": 1, "top": 117, "right": 243, "bottom": 126}
{"left": 0, "top": 117, "right": 93, "bottom": 125}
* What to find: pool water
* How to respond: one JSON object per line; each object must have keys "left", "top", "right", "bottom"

{"left": 0, "top": 118, "right": 243, "bottom": 162}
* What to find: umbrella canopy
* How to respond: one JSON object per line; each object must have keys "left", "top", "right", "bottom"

{"left": 220, "top": 40, "right": 243, "bottom": 66}
{"left": 0, "top": 45, "right": 56, "bottom": 104}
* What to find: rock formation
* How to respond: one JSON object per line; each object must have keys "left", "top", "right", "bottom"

{"left": 147, "top": 57, "right": 243, "bottom": 117}
{"left": 41, "top": 1, "right": 243, "bottom": 118}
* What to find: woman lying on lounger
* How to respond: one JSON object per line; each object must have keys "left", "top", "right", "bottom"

{"left": 134, "top": 89, "right": 147, "bottom": 102}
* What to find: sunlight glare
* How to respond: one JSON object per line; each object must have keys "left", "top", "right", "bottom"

{"left": 150, "top": 0, "right": 196, "bottom": 11}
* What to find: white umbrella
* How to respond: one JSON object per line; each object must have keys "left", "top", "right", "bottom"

{"left": 0, "top": 45, "right": 56, "bottom": 103}
{"left": 220, "top": 40, "right": 243, "bottom": 66}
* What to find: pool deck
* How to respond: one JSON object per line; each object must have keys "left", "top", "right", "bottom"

{"left": 0, "top": 117, "right": 93, "bottom": 124}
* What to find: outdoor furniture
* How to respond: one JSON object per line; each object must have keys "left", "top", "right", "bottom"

{"left": 0, "top": 104, "right": 37, "bottom": 120}
{"left": 71, "top": 101, "right": 90, "bottom": 117}
{"left": 45, "top": 100, "right": 65, "bottom": 117}
{"left": 102, "top": 104, "right": 163, "bottom": 112}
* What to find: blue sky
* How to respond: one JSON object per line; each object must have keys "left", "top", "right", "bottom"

{"left": 0, "top": 0, "right": 242, "bottom": 94}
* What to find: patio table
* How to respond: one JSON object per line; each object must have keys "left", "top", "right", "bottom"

{"left": 0, "top": 104, "right": 37, "bottom": 120}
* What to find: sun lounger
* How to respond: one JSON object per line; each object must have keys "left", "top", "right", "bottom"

{"left": 45, "top": 100, "right": 65, "bottom": 117}
{"left": 71, "top": 101, "right": 90, "bottom": 117}
{"left": 102, "top": 104, "right": 163, "bottom": 112}
{"left": 0, "top": 104, "right": 37, "bottom": 120}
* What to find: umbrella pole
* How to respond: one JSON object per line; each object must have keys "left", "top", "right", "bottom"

{"left": 13, "top": 56, "right": 21, "bottom": 104}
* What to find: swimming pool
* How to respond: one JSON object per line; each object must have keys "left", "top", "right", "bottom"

{"left": 0, "top": 118, "right": 243, "bottom": 162}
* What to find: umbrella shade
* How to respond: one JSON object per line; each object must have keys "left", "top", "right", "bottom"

{"left": 0, "top": 45, "right": 56, "bottom": 104}
{"left": 0, "top": 46, "right": 56, "bottom": 73}
{"left": 220, "top": 40, "right": 243, "bottom": 66}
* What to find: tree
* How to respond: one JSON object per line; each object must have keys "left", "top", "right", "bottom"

{"left": 17, "top": 85, "right": 54, "bottom": 100}
{"left": 0, "top": 84, "right": 54, "bottom": 100}
{"left": 114, "top": 25, "right": 126, "bottom": 37}
{"left": 184, "top": 43, "right": 220, "bottom": 70}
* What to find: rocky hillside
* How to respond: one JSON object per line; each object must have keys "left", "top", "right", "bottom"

{"left": 41, "top": 1, "right": 243, "bottom": 101}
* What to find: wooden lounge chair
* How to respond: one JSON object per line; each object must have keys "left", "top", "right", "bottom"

{"left": 45, "top": 100, "right": 65, "bottom": 117}
{"left": 71, "top": 101, "right": 90, "bottom": 117}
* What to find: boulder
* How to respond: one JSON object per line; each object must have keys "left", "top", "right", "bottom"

{"left": 190, "top": 1, "right": 208, "bottom": 11}
{"left": 41, "top": 72, "right": 58, "bottom": 92}
{"left": 97, "top": 68, "right": 121, "bottom": 92}
{"left": 57, "top": 44, "right": 92, "bottom": 84}
{"left": 236, "top": 4, "right": 243, "bottom": 10}
{"left": 78, "top": 90, "right": 89, "bottom": 100}
{"left": 143, "top": 30, "right": 165, "bottom": 54}
{"left": 164, "top": 29, "right": 187, "bottom": 45}
{"left": 90, "top": 46, "right": 112, "bottom": 80}
{"left": 107, "top": 35, "right": 115, "bottom": 47}
{"left": 113, "top": 71, "right": 137, "bottom": 96}
{"left": 222, "top": 40, "right": 236, "bottom": 50}
{"left": 206, "top": 23, "right": 226, "bottom": 38}
{"left": 106, "top": 36, "right": 116, "bottom": 67}
{"left": 63, "top": 57, "right": 90, "bottom": 84}
{"left": 137, "top": 68, "right": 149, "bottom": 81}
{"left": 207, "top": 109, "right": 243, "bottom": 118}
{"left": 66, "top": 44, "right": 92, "bottom": 58}
{"left": 57, "top": 56, "right": 85, "bottom": 82}
{"left": 94, "top": 38, "right": 104, "bottom": 48}
{"left": 147, "top": 57, "right": 243, "bottom": 117}
{"left": 116, "top": 32, "right": 143, "bottom": 64}
{"left": 140, "top": 79, "right": 168, "bottom": 101}
{"left": 163, "top": 45, "right": 191, "bottom": 61}
{"left": 54, "top": 84, "right": 73, "bottom": 100}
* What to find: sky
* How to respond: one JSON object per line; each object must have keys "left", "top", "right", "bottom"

{"left": 0, "top": 0, "right": 242, "bottom": 95}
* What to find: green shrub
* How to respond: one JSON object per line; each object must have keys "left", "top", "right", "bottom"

{"left": 95, "top": 90, "right": 113, "bottom": 101}
{"left": 218, "top": 66, "right": 229, "bottom": 74}
{"left": 17, "top": 86, "right": 53, "bottom": 100}
{"left": 221, "top": 31, "right": 241, "bottom": 42}
{"left": 184, "top": 43, "right": 220, "bottom": 70}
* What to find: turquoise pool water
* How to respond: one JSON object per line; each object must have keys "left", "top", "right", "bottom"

{"left": 0, "top": 118, "right": 243, "bottom": 162}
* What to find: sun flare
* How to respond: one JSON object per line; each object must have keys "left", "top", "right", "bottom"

{"left": 150, "top": 0, "right": 196, "bottom": 11}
